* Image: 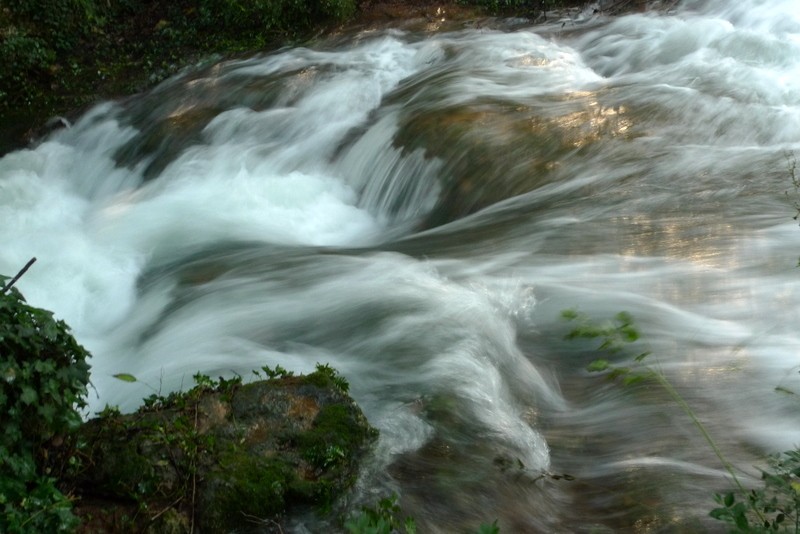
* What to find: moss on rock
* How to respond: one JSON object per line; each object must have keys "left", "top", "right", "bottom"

{"left": 67, "top": 367, "right": 377, "bottom": 533}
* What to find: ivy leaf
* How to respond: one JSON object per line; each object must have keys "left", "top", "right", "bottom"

{"left": 37, "top": 403, "right": 56, "bottom": 422}
{"left": 41, "top": 319, "right": 58, "bottom": 341}
{"left": 20, "top": 386, "right": 38, "bottom": 405}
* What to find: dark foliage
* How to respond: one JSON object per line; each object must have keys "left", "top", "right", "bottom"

{"left": 0, "top": 279, "right": 91, "bottom": 533}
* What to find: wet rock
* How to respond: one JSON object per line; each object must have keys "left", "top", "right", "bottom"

{"left": 67, "top": 366, "right": 376, "bottom": 533}
{"left": 390, "top": 94, "right": 635, "bottom": 229}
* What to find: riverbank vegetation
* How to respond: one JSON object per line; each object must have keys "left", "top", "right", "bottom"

{"left": 0, "top": 267, "right": 377, "bottom": 533}
{"left": 562, "top": 309, "right": 800, "bottom": 533}
{"left": 0, "top": 0, "right": 359, "bottom": 152}
{"left": 0, "top": 263, "right": 90, "bottom": 532}
{"left": 0, "top": 0, "right": 595, "bottom": 154}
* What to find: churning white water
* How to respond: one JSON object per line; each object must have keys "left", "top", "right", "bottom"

{"left": 3, "top": 0, "right": 800, "bottom": 530}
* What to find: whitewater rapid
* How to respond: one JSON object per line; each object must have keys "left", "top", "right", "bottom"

{"left": 3, "top": 0, "right": 800, "bottom": 530}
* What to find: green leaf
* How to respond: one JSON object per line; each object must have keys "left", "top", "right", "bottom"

{"left": 724, "top": 492, "right": 735, "bottom": 507}
{"left": 477, "top": 520, "right": 500, "bottom": 534}
{"left": 20, "top": 386, "right": 38, "bottom": 405}
{"left": 621, "top": 327, "right": 639, "bottom": 342}
{"left": 586, "top": 359, "right": 610, "bottom": 372}
{"left": 37, "top": 403, "right": 56, "bottom": 422}
{"left": 731, "top": 502, "right": 749, "bottom": 530}
{"left": 112, "top": 373, "right": 137, "bottom": 382}
{"left": 608, "top": 367, "right": 630, "bottom": 380}
{"left": 709, "top": 507, "right": 729, "bottom": 520}
{"left": 622, "top": 373, "right": 648, "bottom": 386}
{"left": 560, "top": 308, "right": 579, "bottom": 321}
{"left": 615, "top": 311, "right": 633, "bottom": 324}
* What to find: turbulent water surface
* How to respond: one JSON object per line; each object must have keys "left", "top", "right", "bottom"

{"left": 3, "top": 0, "right": 800, "bottom": 531}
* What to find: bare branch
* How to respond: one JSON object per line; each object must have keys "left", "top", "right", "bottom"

{"left": 1, "top": 257, "right": 37, "bottom": 294}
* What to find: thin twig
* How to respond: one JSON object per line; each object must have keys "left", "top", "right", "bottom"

{"left": 2, "top": 257, "right": 37, "bottom": 294}
{"left": 190, "top": 404, "right": 198, "bottom": 534}
{"left": 785, "top": 151, "right": 800, "bottom": 223}
{"left": 239, "top": 512, "right": 284, "bottom": 533}
{"left": 149, "top": 495, "right": 184, "bottom": 523}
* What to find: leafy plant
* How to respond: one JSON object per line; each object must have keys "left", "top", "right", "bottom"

{"left": 561, "top": 308, "right": 651, "bottom": 384}
{"left": 457, "top": 0, "right": 567, "bottom": 15}
{"left": 561, "top": 309, "right": 780, "bottom": 530}
{"left": 253, "top": 363, "right": 295, "bottom": 380}
{"left": 345, "top": 494, "right": 503, "bottom": 533}
{"left": 711, "top": 450, "right": 800, "bottom": 532}
{"left": 478, "top": 520, "right": 501, "bottom": 534}
{"left": 314, "top": 362, "right": 350, "bottom": 393}
{"left": 493, "top": 453, "right": 575, "bottom": 483}
{"left": 120, "top": 371, "right": 244, "bottom": 411}
{"left": 196, "top": 0, "right": 355, "bottom": 36}
{"left": 345, "top": 494, "right": 417, "bottom": 534}
{"left": 0, "top": 269, "right": 91, "bottom": 533}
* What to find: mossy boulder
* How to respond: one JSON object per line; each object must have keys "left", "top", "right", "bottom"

{"left": 66, "top": 366, "right": 376, "bottom": 533}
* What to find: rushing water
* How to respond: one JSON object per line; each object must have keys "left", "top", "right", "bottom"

{"left": 3, "top": 0, "right": 800, "bottom": 531}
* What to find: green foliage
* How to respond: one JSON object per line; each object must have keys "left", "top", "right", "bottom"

{"left": 562, "top": 309, "right": 643, "bottom": 353}
{"left": 0, "top": 0, "right": 357, "bottom": 131}
{"left": 87, "top": 372, "right": 231, "bottom": 525}
{"left": 457, "top": 0, "right": 567, "bottom": 15}
{"left": 561, "top": 308, "right": 652, "bottom": 385}
{"left": 111, "top": 372, "right": 137, "bottom": 383}
{"left": 345, "top": 494, "right": 417, "bottom": 534}
{"left": 298, "top": 403, "right": 368, "bottom": 470}
{"left": 0, "top": 0, "right": 106, "bottom": 110}
{"left": 203, "top": 454, "right": 295, "bottom": 530}
{"left": 6, "top": 0, "right": 101, "bottom": 51}
{"left": 710, "top": 450, "right": 800, "bottom": 532}
{"left": 0, "top": 279, "right": 91, "bottom": 532}
{"left": 0, "top": 30, "right": 54, "bottom": 73}
{"left": 135, "top": 371, "right": 243, "bottom": 411}
{"left": 319, "top": 0, "right": 357, "bottom": 20}
{"left": 478, "top": 520, "right": 501, "bottom": 534}
{"left": 344, "top": 494, "right": 505, "bottom": 534}
{"left": 493, "top": 453, "right": 576, "bottom": 491}
{"left": 707, "top": 156, "right": 800, "bottom": 530}
{"left": 196, "top": 0, "right": 355, "bottom": 36}
{"left": 253, "top": 363, "right": 295, "bottom": 380}
{"left": 0, "top": 458, "right": 78, "bottom": 534}
{"left": 314, "top": 362, "right": 350, "bottom": 393}
{"left": 95, "top": 404, "right": 121, "bottom": 418}
{"left": 561, "top": 309, "right": 796, "bottom": 531}
{"left": 92, "top": 361, "right": 371, "bottom": 530}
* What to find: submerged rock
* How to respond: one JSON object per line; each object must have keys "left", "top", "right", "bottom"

{"left": 66, "top": 366, "right": 376, "bottom": 533}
